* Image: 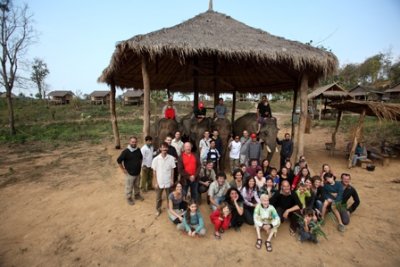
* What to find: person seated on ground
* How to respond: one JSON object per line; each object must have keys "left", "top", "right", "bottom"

{"left": 321, "top": 173, "right": 346, "bottom": 232}
{"left": 352, "top": 142, "right": 368, "bottom": 167}
{"left": 293, "top": 156, "right": 307, "bottom": 175}
{"left": 295, "top": 182, "right": 312, "bottom": 211}
{"left": 230, "top": 169, "right": 244, "bottom": 191}
{"left": 255, "top": 169, "right": 267, "bottom": 196}
{"left": 207, "top": 139, "right": 220, "bottom": 173}
{"left": 261, "top": 159, "right": 272, "bottom": 177}
{"left": 246, "top": 159, "right": 262, "bottom": 178}
{"left": 279, "top": 167, "right": 291, "bottom": 189}
{"left": 298, "top": 208, "right": 319, "bottom": 243}
{"left": 210, "top": 202, "right": 232, "bottom": 240}
{"left": 292, "top": 167, "right": 311, "bottom": 191}
{"left": 212, "top": 130, "right": 223, "bottom": 168}
{"left": 283, "top": 161, "right": 295, "bottom": 184}
{"left": 228, "top": 135, "right": 241, "bottom": 174}
{"left": 266, "top": 168, "right": 280, "bottom": 190}
{"left": 311, "top": 176, "right": 324, "bottom": 212}
{"left": 194, "top": 101, "right": 207, "bottom": 122}
{"left": 177, "top": 200, "right": 206, "bottom": 237}
{"left": 162, "top": 97, "right": 178, "bottom": 120}
{"left": 214, "top": 97, "right": 227, "bottom": 120}
{"left": 265, "top": 177, "right": 277, "bottom": 198}
{"left": 198, "top": 161, "right": 216, "bottom": 203}
{"left": 254, "top": 194, "right": 280, "bottom": 252}
{"left": 340, "top": 173, "right": 360, "bottom": 225}
{"left": 208, "top": 172, "right": 230, "bottom": 211}
{"left": 256, "top": 95, "right": 272, "bottom": 134}
{"left": 270, "top": 180, "right": 301, "bottom": 236}
{"left": 168, "top": 182, "right": 187, "bottom": 225}
{"left": 247, "top": 133, "right": 262, "bottom": 164}
{"left": 199, "top": 130, "right": 211, "bottom": 164}
{"left": 320, "top": 163, "right": 336, "bottom": 180}
{"left": 225, "top": 187, "right": 245, "bottom": 231}
{"left": 241, "top": 176, "right": 261, "bottom": 225}
{"left": 240, "top": 163, "right": 251, "bottom": 182}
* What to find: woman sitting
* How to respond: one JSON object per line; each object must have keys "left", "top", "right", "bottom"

{"left": 225, "top": 187, "right": 245, "bottom": 231}
{"left": 229, "top": 169, "right": 244, "bottom": 191}
{"left": 168, "top": 182, "right": 187, "bottom": 225}
{"left": 240, "top": 176, "right": 260, "bottom": 225}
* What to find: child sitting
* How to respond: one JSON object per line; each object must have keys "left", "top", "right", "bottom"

{"left": 177, "top": 200, "right": 206, "bottom": 237}
{"left": 299, "top": 208, "right": 319, "bottom": 243}
{"left": 266, "top": 168, "right": 280, "bottom": 190}
{"left": 254, "top": 194, "right": 280, "bottom": 252}
{"left": 210, "top": 202, "right": 232, "bottom": 240}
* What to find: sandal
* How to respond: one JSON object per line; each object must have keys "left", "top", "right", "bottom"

{"left": 214, "top": 232, "right": 221, "bottom": 240}
{"left": 255, "top": 239, "right": 262, "bottom": 249}
{"left": 265, "top": 241, "right": 273, "bottom": 252}
{"left": 219, "top": 228, "right": 224, "bottom": 234}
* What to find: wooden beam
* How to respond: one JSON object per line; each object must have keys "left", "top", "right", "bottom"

{"left": 231, "top": 90, "right": 236, "bottom": 131}
{"left": 291, "top": 88, "right": 298, "bottom": 140}
{"left": 142, "top": 56, "right": 151, "bottom": 137}
{"left": 296, "top": 73, "right": 308, "bottom": 159}
{"left": 193, "top": 57, "right": 199, "bottom": 108}
{"left": 330, "top": 110, "right": 342, "bottom": 156}
{"left": 348, "top": 109, "right": 366, "bottom": 168}
{"left": 213, "top": 56, "right": 219, "bottom": 107}
{"left": 110, "top": 82, "right": 121, "bottom": 149}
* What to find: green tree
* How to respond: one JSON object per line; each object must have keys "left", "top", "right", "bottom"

{"left": 0, "top": 0, "right": 35, "bottom": 135}
{"left": 389, "top": 58, "right": 400, "bottom": 85}
{"left": 31, "top": 58, "right": 49, "bottom": 99}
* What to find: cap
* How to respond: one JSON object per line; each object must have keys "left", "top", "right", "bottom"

{"left": 250, "top": 133, "right": 257, "bottom": 138}
{"left": 198, "top": 102, "right": 204, "bottom": 108}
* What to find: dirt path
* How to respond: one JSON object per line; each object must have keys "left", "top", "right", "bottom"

{"left": 1, "top": 125, "right": 400, "bottom": 266}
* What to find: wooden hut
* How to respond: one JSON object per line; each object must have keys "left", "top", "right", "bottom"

{"left": 308, "top": 82, "right": 352, "bottom": 120}
{"left": 349, "top": 85, "right": 384, "bottom": 101}
{"left": 48, "top": 91, "right": 74, "bottom": 105}
{"left": 122, "top": 89, "right": 144, "bottom": 106}
{"left": 89, "top": 90, "right": 110, "bottom": 105}
{"left": 383, "top": 82, "right": 400, "bottom": 101}
{"left": 98, "top": 5, "right": 338, "bottom": 155}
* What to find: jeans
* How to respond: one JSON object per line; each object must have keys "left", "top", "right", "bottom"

{"left": 210, "top": 196, "right": 225, "bottom": 211}
{"left": 352, "top": 155, "right": 367, "bottom": 166}
{"left": 184, "top": 180, "right": 199, "bottom": 203}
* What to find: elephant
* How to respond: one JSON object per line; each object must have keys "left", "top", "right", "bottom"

{"left": 212, "top": 118, "right": 232, "bottom": 170}
{"left": 233, "top": 113, "right": 279, "bottom": 162}
{"left": 152, "top": 118, "right": 179, "bottom": 148}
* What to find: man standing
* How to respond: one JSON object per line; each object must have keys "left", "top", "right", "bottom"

{"left": 228, "top": 135, "right": 241, "bottom": 174}
{"left": 152, "top": 142, "right": 176, "bottom": 216}
{"left": 117, "top": 136, "right": 143, "bottom": 205}
{"left": 141, "top": 136, "right": 154, "bottom": 192}
{"left": 171, "top": 131, "right": 184, "bottom": 158}
{"left": 214, "top": 97, "right": 227, "bottom": 120}
{"left": 247, "top": 133, "right": 262, "bottom": 165}
{"left": 178, "top": 142, "right": 201, "bottom": 203}
{"left": 239, "top": 130, "right": 251, "bottom": 165}
{"left": 165, "top": 134, "right": 179, "bottom": 183}
{"left": 276, "top": 133, "right": 294, "bottom": 169}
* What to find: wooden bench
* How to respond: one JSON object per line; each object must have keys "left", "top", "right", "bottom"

{"left": 359, "top": 159, "right": 373, "bottom": 169}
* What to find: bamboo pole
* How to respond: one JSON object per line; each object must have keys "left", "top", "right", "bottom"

{"left": 291, "top": 88, "right": 298, "bottom": 141}
{"left": 348, "top": 109, "right": 366, "bottom": 168}
{"left": 142, "top": 56, "right": 151, "bottom": 137}
{"left": 110, "top": 82, "right": 121, "bottom": 149}
{"left": 330, "top": 110, "right": 342, "bottom": 156}
{"left": 296, "top": 73, "right": 308, "bottom": 160}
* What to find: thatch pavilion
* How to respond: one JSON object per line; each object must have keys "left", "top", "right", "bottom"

{"left": 98, "top": 4, "right": 338, "bottom": 158}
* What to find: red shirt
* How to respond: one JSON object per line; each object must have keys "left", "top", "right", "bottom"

{"left": 165, "top": 107, "right": 175, "bottom": 119}
{"left": 182, "top": 152, "right": 197, "bottom": 176}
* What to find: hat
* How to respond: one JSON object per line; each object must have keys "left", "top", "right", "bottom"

{"left": 250, "top": 133, "right": 257, "bottom": 138}
{"left": 198, "top": 102, "right": 204, "bottom": 108}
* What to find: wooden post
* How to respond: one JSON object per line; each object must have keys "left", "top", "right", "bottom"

{"left": 348, "top": 109, "right": 366, "bottom": 168}
{"left": 296, "top": 73, "right": 308, "bottom": 160}
{"left": 330, "top": 110, "right": 342, "bottom": 156}
{"left": 110, "top": 82, "right": 121, "bottom": 149}
{"left": 291, "top": 88, "right": 298, "bottom": 140}
{"left": 142, "top": 55, "right": 151, "bottom": 137}
{"left": 213, "top": 56, "right": 219, "bottom": 107}
{"left": 231, "top": 90, "right": 236, "bottom": 129}
{"left": 193, "top": 57, "right": 199, "bottom": 109}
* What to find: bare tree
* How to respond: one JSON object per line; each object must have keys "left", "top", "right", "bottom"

{"left": 31, "top": 58, "right": 49, "bottom": 99}
{"left": 0, "top": 0, "right": 35, "bottom": 135}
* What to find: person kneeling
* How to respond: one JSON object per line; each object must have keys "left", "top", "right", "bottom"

{"left": 254, "top": 194, "right": 280, "bottom": 252}
{"left": 177, "top": 200, "right": 206, "bottom": 237}
{"left": 299, "top": 208, "right": 319, "bottom": 243}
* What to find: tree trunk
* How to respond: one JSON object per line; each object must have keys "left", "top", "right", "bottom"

{"left": 6, "top": 89, "right": 16, "bottom": 135}
{"left": 331, "top": 110, "right": 342, "bottom": 156}
{"left": 296, "top": 73, "right": 308, "bottom": 159}
{"left": 110, "top": 83, "right": 120, "bottom": 149}
{"left": 142, "top": 55, "right": 151, "bottom": 137}
{"left": 348, "top": 109, "right": 366, "bottom": 168}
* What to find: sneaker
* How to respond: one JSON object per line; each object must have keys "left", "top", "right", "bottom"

{"left": 135, "top": 195, "right": 144, "bottom": 201}
{"left": 337, "top": 224, "right": 346, "bottom": 232}
{"left": 127, "top": 198, "right": 135, "bottom": 205}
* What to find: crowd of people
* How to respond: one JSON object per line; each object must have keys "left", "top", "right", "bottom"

{"left": 117, "top": 131, "right": 361, "bottom": 252}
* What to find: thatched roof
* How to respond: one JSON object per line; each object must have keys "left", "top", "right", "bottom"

{"left": 385, "top": 82, "right": 400, "bottom": 93}
{"left": 122, "top": 89, "right": 144, "bottom": 97}
{"left": 329, "top": 100, "right": 400, "bottom": 120}
{"left": 349, "top": 85, "right": 384, "bottom": 97}
{"left": 308, "top": 82, "right": 352, "bottom": 100}
{"left": 48, "top": 91, "right": 74, "bottom": 97}
{"left": 98, "top": 10, "right": 338, "bottom": 93}
{"left": 89, "top": 90, "right": 110, "bottom": 97}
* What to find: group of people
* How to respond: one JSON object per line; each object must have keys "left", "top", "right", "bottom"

{"left": 117, "top": 131, "right": 361, "bottom": 252}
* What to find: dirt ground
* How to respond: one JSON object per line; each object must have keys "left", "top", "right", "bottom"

{"left": 1, "top": 117, "right": 400, "bottom": 267}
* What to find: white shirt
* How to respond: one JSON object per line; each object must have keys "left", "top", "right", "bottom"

{"left": 171, "top": 139, "right": 184, "bottom": 157}
{"left": 199, "top": 138, "right": 211, "bottom": 160}
{"left": 229, "top": 140, "right": 241, "bottom": 159}
{"left": 141, "top": 144, "right": 154, "bottom": 167}
{"left": 151, "top": 153, "right": 176, "bottom": 188}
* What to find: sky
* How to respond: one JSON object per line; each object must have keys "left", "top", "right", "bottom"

{"left": 13, "top": 0, "right": 400, "bottom": 96}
